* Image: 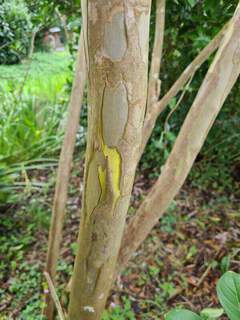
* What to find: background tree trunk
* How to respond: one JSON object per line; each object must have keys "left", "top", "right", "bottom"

{"left": 68, "top": 1, "right": 151, "bottom": 319}
{"left": 45, "top": 32, "right": 86, "bottom": 320}
{"left": 117, "top": 4, "right": 240, "bottom": 272}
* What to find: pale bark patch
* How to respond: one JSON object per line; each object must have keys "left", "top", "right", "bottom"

{"left": 138, "top": 12, "right": 150, "bottom": 63}
{"left": 90, "top": 2, "right": 98, "bottom": 24}
{"left": 83, "top": 306, "right": 95, "bottom": 313}
{"left": 102, "top": 83, "right": 128, "bottom": 147}
{"left": 103, "top": 11, "right": 127, "bottom": 60}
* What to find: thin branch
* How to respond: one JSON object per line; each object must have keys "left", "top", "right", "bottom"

{"left": 44, "top": 272, "right": 66, "bottom": 320}
{"left": 146, "top": 0, "right": 166, "bottom": 116}
{"left": 55, "top": 7, "right": 70, "bottom": 45}
{"left": 0, "top": 42, "right": 11, "bottom": 51}
{"left": 164, "top": 73, "right": 194, "bottom": 132}
{"left": 140, "top": 20, "right": 230, "bottom": 154}
{"left": 44, "top": 31, "right": 86, "bottom": 320}
{"left": 18, "top": 28, "right": 39, "bottom": 99}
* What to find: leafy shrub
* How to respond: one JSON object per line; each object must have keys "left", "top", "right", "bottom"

{"left": 0, "top": 90, "right": 65, "bottom": 203}
{"left": 165, "top": 271, "right": 240, "bottom": 320}
{"left": 0, "top": 0, "right": 32, "bottom": 64}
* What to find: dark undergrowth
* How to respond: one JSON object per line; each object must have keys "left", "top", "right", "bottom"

{"left": 0, "top": 156, "right": 239, "bottom": 319}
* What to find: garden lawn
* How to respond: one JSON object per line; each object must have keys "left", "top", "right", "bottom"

{"left": 0, "top": 51, "right": 70, "bottom": 102}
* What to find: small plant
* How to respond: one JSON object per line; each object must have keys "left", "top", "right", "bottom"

{"left": 102, "top": 298, "right": 136, "bottom": 320}
{"left": 165, "top": 271, "right": 240, "bottom": 320}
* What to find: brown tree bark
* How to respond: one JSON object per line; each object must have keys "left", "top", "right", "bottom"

{"left": 68, "top": 1, "right": 151, "bottom": 319}
{"left": 117, "top": 3, "right": 240, "bottom": 272}
{"left": 45, "top": 32, "right": 86, "bottom": 320}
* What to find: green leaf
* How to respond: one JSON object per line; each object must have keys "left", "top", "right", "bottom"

{"left": 187, "top": 0, "right": 198, "bottom": 8}
{"left": 200, "top": 308, "right": 224, "bottom": 319}
{"left": 165, "top": 309, "right": 202, "bottom": 320}
{"left": 217, "top": 271, "right": 240, "bottom": 320}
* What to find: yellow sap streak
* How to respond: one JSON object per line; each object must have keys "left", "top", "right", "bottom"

{"left": 103, "top": 145, "right": 121, "bottom": 200}
{"left": 97, "top": 144, "right": 121, "bottom": 204}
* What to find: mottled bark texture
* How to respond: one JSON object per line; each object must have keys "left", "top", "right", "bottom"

{"left": 68, "top": 1, "right": 151, "bottom": 319}
{"left": 117, "top": 3, "right": 240, "bottom": 272}
{"left": 45, "top": 32, "right": 86, "bottom": 320}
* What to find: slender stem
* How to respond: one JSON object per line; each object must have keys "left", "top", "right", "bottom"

{"left": 140, "top": 20, "right": 230, "bottom": 155}
{"left": 44, "top": 272, "right": 66, "bottom": 320}
{"left": 44, "top": 31, "right": 86, "bottom": 320}
{"left": 146, "top": 0, "right": 166, "bottom": 115}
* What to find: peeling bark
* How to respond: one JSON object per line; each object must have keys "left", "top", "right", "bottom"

{"left": 45, "top": 32, "right": 86, "bottom": 320}
{"left": 68, "top": 1, "right": 151, "bottom": 319}
{"left": 117, "top": 4, "right": 240, "bottom": 272}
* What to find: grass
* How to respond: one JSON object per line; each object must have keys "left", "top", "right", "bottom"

{"left": 0, "top": 51, "right": 70, "bottom": 102}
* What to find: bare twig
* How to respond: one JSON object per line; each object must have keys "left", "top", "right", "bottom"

{"left": 0, "top": 42, "right": 11, "bottom": 51}
{"left": 140, "top": 20, "right": 230, "bottom": 154}
{"left": 196, "top": 245, "right": 223, "bottom": 287}
{"left": 164, "top": 73, "right": 194, "bottom": 132}
{"left": 44, "top": 272, "right": 66, "bottom": 320}
{"left": 18, "top": 28, "right": 38, "bottom": 98}
{"left": 55, "top": 7, "right": 70, "bottom": 45}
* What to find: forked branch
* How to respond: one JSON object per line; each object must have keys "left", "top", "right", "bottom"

{"left": 117, "top": 4, "right": 240, "bottom": 272}
{"left": 141, "top": 20, "right": 230, "bottom": 154}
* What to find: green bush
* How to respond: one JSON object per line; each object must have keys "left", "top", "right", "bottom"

{"left": 0, "top": 0, "right": 32, "bottom": 64}
{"left": 0, "top": 90, "right": 65, "bottom": 203}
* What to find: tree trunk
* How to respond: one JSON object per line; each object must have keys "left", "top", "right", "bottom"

{"left": 68, "top": 1, "right": 151, "bottom": 319}
{"left": 117, "top": 3, "right": 240, "bottom": 272}
{"left": 45, "top": 32, "right": 86, "bottom": 320}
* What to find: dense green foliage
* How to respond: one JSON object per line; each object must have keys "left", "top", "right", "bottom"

{"left": 0, "top": 0, "right": 32, "bottom": 64}
{"left": 142, "top": 0, "right": 240, "bottom": 193}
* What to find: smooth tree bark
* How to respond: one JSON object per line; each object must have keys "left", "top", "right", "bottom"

{"left": 45, "top": 32, "right": 86, "bottom": 320}
{"left": 68, "top": 1, "right": 151, "bottom": 319}
{"left": 146, "top": 0, "right": 165, "bottom": 114}
{"left": 117, "top": 3, "right": 240, "bottom": 272}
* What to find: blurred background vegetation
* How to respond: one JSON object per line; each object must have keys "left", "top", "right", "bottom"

{"left": 0, "top": 0, "right": 239, "bottom": 318}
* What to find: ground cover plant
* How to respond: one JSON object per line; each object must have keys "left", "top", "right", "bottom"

{"left": 0, "top": 51, "right": 71, "bottom": 204}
